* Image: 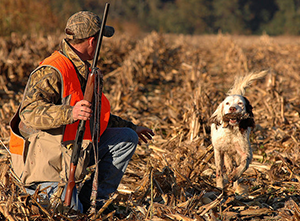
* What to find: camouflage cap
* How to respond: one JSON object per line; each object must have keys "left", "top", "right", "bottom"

{"left": 65, "top": 11, "right": 114, "bottom": 39}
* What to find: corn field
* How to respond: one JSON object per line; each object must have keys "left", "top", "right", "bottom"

{"left": 1, "top": 32, "right": 300, "bottom": 220}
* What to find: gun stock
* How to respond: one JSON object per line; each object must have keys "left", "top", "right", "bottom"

{"left": 64, "top": 72, "right": 95, "bottom": 206}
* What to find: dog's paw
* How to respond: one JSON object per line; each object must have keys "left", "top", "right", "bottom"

{"left": 228, "top": 171, "right": 240, "bottom": 183}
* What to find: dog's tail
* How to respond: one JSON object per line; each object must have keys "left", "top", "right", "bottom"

{"left": 227, "top": 70, "right": 268, "bottom": 96}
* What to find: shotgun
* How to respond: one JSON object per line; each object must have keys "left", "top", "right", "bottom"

{"left": 64, "top": 3, "right": 111, "bottom": 207}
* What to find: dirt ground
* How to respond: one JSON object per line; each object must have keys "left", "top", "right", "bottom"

{"left": 1, "top": 32, "right": 300, "bottom": 220}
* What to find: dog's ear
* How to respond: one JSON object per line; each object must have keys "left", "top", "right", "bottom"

{"left": 210, "top": 101, "right": 224, "bottom": 125}
{"left": 243, "top": 96, "right": 254, "bottom": 117}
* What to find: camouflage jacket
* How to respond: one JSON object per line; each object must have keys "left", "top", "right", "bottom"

{"left": 19, "top": 39, "right": 136, "bottom": 133}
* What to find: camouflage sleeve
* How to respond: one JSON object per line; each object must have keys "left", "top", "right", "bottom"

{"left": 107, "top": 114, "right": 137, "bottom": 131}
{"left": 19, "top": 66, "right": 74, "bottom": 130}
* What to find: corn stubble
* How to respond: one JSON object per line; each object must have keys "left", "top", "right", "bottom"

{"left": 1, "top": 32, "right": 300, "bottom": 220}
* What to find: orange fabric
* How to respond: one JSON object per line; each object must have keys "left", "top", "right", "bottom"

{"left": 9, "top": 107, "right": 25, "bottom": 156}
{"left": 40, "top": 51, "right": 110, "bottom": 141}
{"left": 9, "top": 128, "right": 25, "bottom": 155}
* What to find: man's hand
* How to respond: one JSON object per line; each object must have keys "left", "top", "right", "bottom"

{"left": 136, "top": 126, "right": 155, "bottom": 145}
{"left": 72, "top": 100, "right": 92, "bottom": 121}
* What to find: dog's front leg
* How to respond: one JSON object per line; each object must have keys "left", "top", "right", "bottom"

{"left": 228, "top": 144, "right": 252, "bottom": 182}
{"left": 214, "top": 148, "right": 224, "bottom": 189}
{"left": 224, "top": 152, "right": 234, "bottom": 174}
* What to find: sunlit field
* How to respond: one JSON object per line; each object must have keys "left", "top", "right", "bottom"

{"left": 1, "top": 32, "right": 300, "bottom": 220}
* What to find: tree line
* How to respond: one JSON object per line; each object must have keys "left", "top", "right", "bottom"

{"left": 107, "top": 0, "right": 300, "bottom": 35}
{"left": 1, "top": 0, "right": 300, "bottom": 36}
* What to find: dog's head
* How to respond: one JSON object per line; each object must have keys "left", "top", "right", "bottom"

{"left": 210, "top": 95, "right": 254, "bottom": 127}
{"left": 210, "top": 71, "right": 268, "bottom": 129}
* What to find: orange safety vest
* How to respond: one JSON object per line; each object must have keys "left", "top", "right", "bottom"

{"left": 40, "top": 51, "right": 110, "bottom": 142}
{"left": 10, "top": 51, "right": 110, "bottom": 156}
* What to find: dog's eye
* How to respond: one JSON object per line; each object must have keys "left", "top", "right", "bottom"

{"left": 238, "top": 102, "right": 243, "bottom": 105}
{"left": 225, "top": 102, "right": 230, "bottom": 105}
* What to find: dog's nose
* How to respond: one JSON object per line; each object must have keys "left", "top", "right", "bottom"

{"left": 229, "top": 107, "right": 236, "bottom": 112}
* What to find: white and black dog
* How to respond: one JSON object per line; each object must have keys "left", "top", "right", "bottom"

{"left": 210, "top": 71, "right": 267, "bottom": 189}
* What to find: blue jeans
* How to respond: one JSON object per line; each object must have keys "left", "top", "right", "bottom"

{"left": 26, "top": 127, "right": 138, "bottom": 212}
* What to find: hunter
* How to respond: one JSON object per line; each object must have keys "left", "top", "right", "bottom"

{"left": 9, "top": 10, "right": 154, "bottom": 213}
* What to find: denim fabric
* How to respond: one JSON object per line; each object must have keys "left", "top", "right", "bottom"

{"left": 26, "top": 127, "right": 138, "bottom": 213}
{"left": 78, "top": 127, "right": 138, "bottom": 212}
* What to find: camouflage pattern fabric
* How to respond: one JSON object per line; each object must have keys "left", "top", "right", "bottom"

{"left": 65, "top": 11, "right": 114, "bottom": 39}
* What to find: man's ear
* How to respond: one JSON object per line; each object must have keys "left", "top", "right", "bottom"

{"left": 87, "top": 36, "right": 96, "bottom": 47}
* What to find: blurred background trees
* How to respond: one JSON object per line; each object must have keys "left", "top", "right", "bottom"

{"left": 1, "top": 0, "right": 300, "bottom": 36}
